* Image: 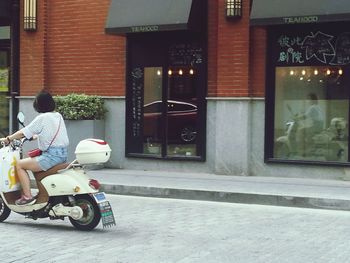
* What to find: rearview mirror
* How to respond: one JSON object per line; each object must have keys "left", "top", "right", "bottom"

{"left": 17, "top": 112, "right": 25, "bottom": 127}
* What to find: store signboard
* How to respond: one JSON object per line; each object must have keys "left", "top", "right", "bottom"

{"left": 271, "top": 24, "right": 350, "bottom": 66}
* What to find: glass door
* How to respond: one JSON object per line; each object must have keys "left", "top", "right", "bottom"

{"left": 0, "top": 49, "right": 9, "bottom": 137}
{"left": 126, "top": 31, "right": 206, "bottom": 160}
{"left": 166, "top": 66, "right": 198, "bottom": 157}
{"left": 143, "top": 67, "right": 163, "bottom": 156}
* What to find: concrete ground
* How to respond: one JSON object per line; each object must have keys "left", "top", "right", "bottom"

{"left": 2, "top": 194, "right": 350, "bottom": 263}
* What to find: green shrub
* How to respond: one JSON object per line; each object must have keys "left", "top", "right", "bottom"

{"left": 54, "top": 94, "right": 107, "bottom": 120}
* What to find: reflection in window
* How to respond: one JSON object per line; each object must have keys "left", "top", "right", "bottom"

{"left": 141, "top": 66, "right": 199, "bottom": 157}
{"left": 274, "top": 66, "right": 348, "bottom": 162}
{"left": 125, "top": 34, "right": 206, "bottom": 160}
{"left": 0, "top": 26, "right": 10, "bottom": 40}
{"left": 0, "top": 50, "right": 9, "bottom": 137}
{"left": 143, "top": 67, "right": 162, "bottom": 156}
{"left": 166, "top": 66, "right": 197, "bottom": 157}
{"left": 137, "top": 65, "right": 201, "bottom": 158}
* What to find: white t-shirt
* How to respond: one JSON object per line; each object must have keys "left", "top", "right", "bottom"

{"left": 304, "top": 104, "right": 324, "bottom": 131}
{"left": 22, "top": 112, "right": 69, "bottom": 151}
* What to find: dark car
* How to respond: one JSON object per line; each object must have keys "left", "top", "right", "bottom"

{"left": 143, "top": 100, "right": 197, "bottom": 143}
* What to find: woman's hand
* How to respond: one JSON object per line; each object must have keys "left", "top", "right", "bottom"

{"left": 294, "top": 113, "right": 305, "bottom": 121}
{"left": 0, "top": 137, "right": 11, "bottom": 145}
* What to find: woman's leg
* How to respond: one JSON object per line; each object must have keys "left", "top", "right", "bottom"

{"left": 16, "top": 158, "right": 42, "bottom": 198}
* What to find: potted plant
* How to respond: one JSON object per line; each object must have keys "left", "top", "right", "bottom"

{"left": 54, "top": 94, "right": 107, "bottom": 162}
{"left": 55, "top": 93, "right": 106, "bottom": 120}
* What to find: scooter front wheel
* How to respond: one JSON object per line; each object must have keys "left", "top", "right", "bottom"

{"left": 69, "top": 194, "right": 101, "bottom": 231}
{"left": 0, "top": 196, "right": 11, "bottom": 222}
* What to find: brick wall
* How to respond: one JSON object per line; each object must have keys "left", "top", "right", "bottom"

{"left": 20, "top": 0, "right": 46, "bottom": 95}
{"left": 20, "top": 0, "right": 265, "bottom": 98}
{"left": 208, "top": 0, "right": 251, "bottom": 97}
{"left": 249, "top": 27, "right": 266, "bottom": 97}
{"left": 207, "top": 0, "right": 266, "bottom": 98}
{"left": 207, "top": 0, "right": 218, "bottom": 97}
{"left": 20, "top": 0, "right": 125, "bottom": 96}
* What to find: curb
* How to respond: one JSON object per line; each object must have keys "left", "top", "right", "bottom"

{"left": 30, "top": 179, "right": 350, "bottom": 211}
{"left": 100, "top": 183, "right": 350, "bottom": 211}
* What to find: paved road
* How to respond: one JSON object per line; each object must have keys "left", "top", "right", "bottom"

{"left": 1, "top": 195, "right": 350, "bottom": 263}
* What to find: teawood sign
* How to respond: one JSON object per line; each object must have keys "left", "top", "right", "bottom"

{"left": 131, "top": 25, "right": 159, "bottom": 33}
{"left": 283, "top": 16, "right": 319, "bottom": 24}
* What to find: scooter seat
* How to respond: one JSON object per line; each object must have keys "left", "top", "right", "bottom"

{"left": 34, "top": 163, "right": 69, "bottom": 181}
{"left": 33, "top": 163, "right": 69, "bottom": 204}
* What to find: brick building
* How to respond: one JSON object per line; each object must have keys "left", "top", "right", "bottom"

{"left": 2, "top": 0, "right": 350, "bottom": 180}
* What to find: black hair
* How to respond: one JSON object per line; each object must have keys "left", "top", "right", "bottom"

{"left": 307, "top": 93, "right": 318, "bottom": 101}
{"left": 33, "top": 90, "right": 56, "bottom": 113}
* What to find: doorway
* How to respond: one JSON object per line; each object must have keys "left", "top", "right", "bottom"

{"left": 126, "top": 31, "right": 207, "bottom": 160}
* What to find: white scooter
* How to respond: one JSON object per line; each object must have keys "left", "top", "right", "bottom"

{"left": 275, "top": 105, "right": 347, "bottom": 161}
{"left": 0, "top": 113, "right": 115, "bottom": 231}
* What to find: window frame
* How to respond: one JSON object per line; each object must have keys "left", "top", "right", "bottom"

{"left": 264, "top": 23, "right": 350, "bottom": 166}
{"left": 125, "top": 32, "right": 207, "bottom": 161}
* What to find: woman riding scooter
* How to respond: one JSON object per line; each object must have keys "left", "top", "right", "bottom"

{"left": 295, "top": 93, "right": 325, "bottom": 156}
{"left": 0, "top": 90, "right": 69, "bottom": 206}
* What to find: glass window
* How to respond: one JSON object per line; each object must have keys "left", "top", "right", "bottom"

{"left": 267, "top": 23, "right": 350, "bottom": 165}
{"left": 143, "top": 67, "right": 163, "bottom": 156}
{"left": 0, "top": 50, "right": 9, "bottom": 137}
{"left": 273, "top": 66, "right": 348, "bottom": 162}
{"left": 125, "top": 32, "right": 206, "bottom": 160}
{"left": 128, "top": 65, "right": 202, "bottom": 158}
{"left": 166, "top": 67, "right": 198, "bottom": 157}
{"left": 0, "top": 27, "right": 10, "bottom": 40}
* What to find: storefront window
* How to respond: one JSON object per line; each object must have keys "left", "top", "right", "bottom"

{"left": 126, "top": 32, "right": 206, "bottom": 160}
{"left": 266, "top": 23, "right": 350, "bottom": 164}
{"left": 141, "top": 66, "right": 198, "bottom": 157}
{"left": 274, "top": 66, "right": 348, "bottom": 162}
{"left": 0, "top": 49, "right": 9, "bottom": 137}
{"left": 0, "top": 26, "right": 10, "bottom": 40}
{"left": 143, "top": 67, "right": 163, "bottom": 156}
{"left": 166, "top": 66, "right": 197, "bottom": 157}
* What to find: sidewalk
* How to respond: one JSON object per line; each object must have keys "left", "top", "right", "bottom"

{"left": 86, "top": 168, "right": 350, "bottom": 211}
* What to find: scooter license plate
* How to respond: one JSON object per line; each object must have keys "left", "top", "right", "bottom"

{"left": 92, "top": 192, "right": 107, "bottom": 203}
{"left": 92, "top": 192, "right": 116, "bottom": 228}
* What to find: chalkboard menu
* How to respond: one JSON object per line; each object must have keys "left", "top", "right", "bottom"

{"left": 130, "top": 67, "right": 143, "bottom": 138}
{"left": 273, "top": 26, "right": 350, "bottom": 66}
{"left": 331, "top": 32, "right": 350, "bottom": 65}
{"left": 169, "top": 43, "right": 203, "bottom": 66}
{"left": 126, "top": 67, "right": 144, "bottom": 153}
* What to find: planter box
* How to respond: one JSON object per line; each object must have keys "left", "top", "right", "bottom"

{"left": 65, "top": 120, "right": 105, "bottom": 162}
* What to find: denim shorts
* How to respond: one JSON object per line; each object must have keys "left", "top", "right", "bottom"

{"left": 36, "top": 147, "right": 68, "bottom": 171}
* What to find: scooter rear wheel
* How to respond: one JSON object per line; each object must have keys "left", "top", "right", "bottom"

{"left": 0, "top": 196, "right": 11, "bottom": 222}
{"left": 69, "top": 194, "right": 101, "bottom": 231}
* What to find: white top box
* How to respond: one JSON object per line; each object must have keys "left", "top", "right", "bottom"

{"left": 75, "top": 139, "right": 112, "bottom": 164}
